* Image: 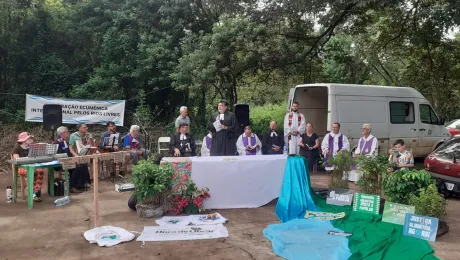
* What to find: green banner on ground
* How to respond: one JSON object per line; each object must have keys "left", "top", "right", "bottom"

{"left": 352, "top": 193, "right": 380, "bottom": 215}
{"left": 382, "top": 201, "right": 415, "bottom": 225}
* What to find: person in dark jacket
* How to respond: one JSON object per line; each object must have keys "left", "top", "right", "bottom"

{"left": 262, "top": 120, "right": 284, "bottom": 155}
{"left": 169, "top": 123, "right": 196, "bottom": 157}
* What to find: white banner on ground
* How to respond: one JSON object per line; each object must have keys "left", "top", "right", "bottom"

{"left": 136, "top": 224, "right": 229, "bottom": 242}
{"left": 25, "top": 94, "right": 126, "bottom": 126}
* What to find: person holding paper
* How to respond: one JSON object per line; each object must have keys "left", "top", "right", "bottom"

{"left": 321, "top": 122, "right": 350, "bottom": 171}
{"left": 68, "top": 124, "right": 92, "bottom": 190}
{"left": 236, "top": 126, "right": 262, "bottom": 156}
{"left": 123, "top": 125, "right": 150, "bottom": 165}
{"left": 201, "top": 131, "right": 212, "bottom": 156}
{"left": 262, "top": 120, "right": 284, "bottom": 155}
{"left": 283, "top": 102, "right": 306, "bottom": 155}
{"left": 207, "top": 100, "right": 238, "bottom": 156}
{"left": 388, "top": 139, "right": 414, "bottom": 172}
{"left": 99, "top": 121, "right": 123, "bottom": 152}
{"left": 298, "top": 123, "right": 319, "bottom": 172}
{"left": 169, "top": 123, "right": 196, "bottom": 157}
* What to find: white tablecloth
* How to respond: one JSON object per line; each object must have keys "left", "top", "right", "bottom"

{"left": 189, "top": 155, "right": 287, "bottom": 209}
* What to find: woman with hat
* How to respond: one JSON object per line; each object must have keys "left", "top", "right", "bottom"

{"left": 11, "top": 132, "right": 45, "bottom": 202}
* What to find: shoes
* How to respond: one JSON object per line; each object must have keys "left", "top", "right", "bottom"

{"left": 70, "top": 187, "right": 83, "bottom": 194}
{"left": 33, "top": 192, "right": 42, "bottom": 202}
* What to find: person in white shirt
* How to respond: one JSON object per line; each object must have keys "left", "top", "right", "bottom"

{"left": 354, "top": 123, "right": 378, "bottom": 157}
{"left": 201, "top": 131, "right": 212, "bottom": 156}
{"left": 321, "top": 122, "right": 350, "bottom": 171}
{"left": 350, "top": 123, "right": 379, "bottom": 181}
{"left": 236, "top": 126, "right": 262, "bottom": 156}
{"left": 283, "top": 102, "right": 306, "bottom": 154}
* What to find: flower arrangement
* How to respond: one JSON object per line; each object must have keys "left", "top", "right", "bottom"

{"left": 170, "top": 173, "right": 210, "bottom": 215}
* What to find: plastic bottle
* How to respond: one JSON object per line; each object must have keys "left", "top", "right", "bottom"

{"left": 54, "top": 196, "right": 71, "bottom": 207}
{"left": 6, "top": 186, "right": 12, "bottom": 203}
{"left": 283, "top": 145, "right": 288, "bottom": 155}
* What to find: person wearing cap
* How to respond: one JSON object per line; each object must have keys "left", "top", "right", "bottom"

{"left": 11, "top": 132, "right": 45, "bottom": 202}
{"left": 207, "top": 100, "right": 238, "bottom": 156}
{"left": 123, "top": 125, "right": 150, "bottom": 165}
{"left": 236, "top": 126, "right": 262, "bottom": 156}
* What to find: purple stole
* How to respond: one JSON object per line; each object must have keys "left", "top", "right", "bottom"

{"left": 205, "top": 136, "right": 212, "bottom": 150}
{"left": 242, "top": 135, "right": 257, "bottom": 155}
{"left": 351, "top": 137, "right": 375, "bottom": 170}
{"left": 324, "top": 134, "right": 343, "bottom": 168}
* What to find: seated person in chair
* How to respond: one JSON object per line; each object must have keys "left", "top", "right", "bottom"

{"left": 170, "top": 123, "right": 196, "bottom": 157}
{"left": 124, "top": 125, "right": 150, "bottom": 164}
{"left": 236, "top": 126, "right": 262, "bottom": 156}
{"left": 387, "top": 139, "right": 414, "bottom": 172}
{"left": 12, "top": 132, "right": 44, "bottom": 202}
{"left": 99, "top": 121, "right": 125, "bottom": 177}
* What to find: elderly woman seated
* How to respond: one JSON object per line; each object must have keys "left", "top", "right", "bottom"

{"left": 123, "top": 125, "right": 150, "bottom": 165}
{"left": 11, "top": 132, "right": 44, "bottom": 202}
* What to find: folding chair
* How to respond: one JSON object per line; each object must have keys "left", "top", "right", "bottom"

{"left": 158, "top": 137, "right": 171, "bottom": 154}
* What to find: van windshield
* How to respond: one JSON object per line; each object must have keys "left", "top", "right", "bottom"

{"left": 435, "top": 137, "right": 460, "bottom": 158}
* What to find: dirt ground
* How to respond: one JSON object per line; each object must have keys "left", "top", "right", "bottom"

{"left": 0, "top": 171, "right": 459, "bottom": 260}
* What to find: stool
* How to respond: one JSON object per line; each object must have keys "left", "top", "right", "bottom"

{"left": 13, "top": 164, "right": 70, "bottom": 209}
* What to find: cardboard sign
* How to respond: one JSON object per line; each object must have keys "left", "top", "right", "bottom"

{"left": 403, "top": 213, "right": 439, "bottom": 242}
{"left": 326, "top": 188, "right": 354, "bottom": 206}
{"left": 382, "top": 202, "right": 415, "bottom": 225}
{"left": 59, "top": 158, "right": 76, "bottom": 170}
{"left": 352, "top": 193, "right": 380, "bottom": 215}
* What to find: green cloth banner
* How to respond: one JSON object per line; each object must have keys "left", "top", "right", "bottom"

{"left": 300, "top": 155, "right": 437, "bottom": 260}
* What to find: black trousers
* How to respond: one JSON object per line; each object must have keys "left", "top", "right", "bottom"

{"left": 300, "top": 149, "right": 319, "bottom": 172}
{"left": 70, "top": 164, "right": 91, "bottom": 189}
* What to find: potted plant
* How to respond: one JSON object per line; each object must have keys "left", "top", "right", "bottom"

{"left": 326, "top": 150, "right": 354, "bottom": 189}
{"left": 170, "top": 173, "right": 210, "bottom": 215}
{"left": 132, "top": 160, "right": 174, "bottom": 218}
{"left": 409, "top": 184, "right": 449, "bottom": 237}
{"left": 355, "top": 155, "right": 390, "bottom": 195}
{"left": 382, "top": 169, "right": 433, "bottom": 204}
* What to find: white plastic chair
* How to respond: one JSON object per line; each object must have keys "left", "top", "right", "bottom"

{"left": 158, "top": 137, "right": 171, "bottom": 154}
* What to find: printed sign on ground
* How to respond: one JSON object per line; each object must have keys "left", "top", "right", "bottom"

{"left": 352, "top": 193, "right": 380, "bottom": 215}
{"left": 382, "top": 201, "right": 415, "bottom": 225}
{"left": 326, "top": 187, "right": 354, "bottom": 206}
{"left": 403, "top": 213, "right": 439, "bottom": 242}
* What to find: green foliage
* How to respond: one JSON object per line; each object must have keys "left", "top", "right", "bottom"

{"left": 409, "top": 184, "right": 447, "bottom": 219}
{"left": 383, "top": 170, "right": 434, "bottom": 204}
{"left": 250, "top": 104, "right": 285, "bottom": 135}
{"left": 356, "top": 155, "right": 391, "bottom": 195}
{"left": 132, "top": 160, "right": 174, "bottom": 204}
{"left": 327, "top": 150, "right": 354, "bottom": 189}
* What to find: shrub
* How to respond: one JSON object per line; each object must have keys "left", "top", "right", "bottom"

{"left": 327, "top": 150, "right": 354, "bottom": 189}
{"left": 132, "top": 160, "right": 174, "bottom": 204}
{"left": 409, "top": 184, "right": 447, "bottom": 219}
{"left": 355, "top": 155, "right": 390, "bottom": 195}
{"left": 250, "top": 103, "right": 286, "bottom": 135}
{"left": 382, "top": 169, "right": 434, "bottom": 204}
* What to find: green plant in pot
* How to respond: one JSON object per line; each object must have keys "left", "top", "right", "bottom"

{"left": 326, "top": 150, "right": 354, "bottom": 189}
{"left": 382, "top": 169, "right": 433, "bottom": 204}
{"left": 132, "top": 160, "right": 174, "bottom": 218}
{"left": 355, "top": 155, "right": 390, "bottom": 195}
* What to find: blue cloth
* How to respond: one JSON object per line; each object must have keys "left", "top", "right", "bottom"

{"left": 264, "top": 219, "right": 351, "bottom": 260}
{"left": 264, "top": 156, "right": 351, "bottom": 260}
{"left": 275, "top": 156, "right": 319, "bottom": 222}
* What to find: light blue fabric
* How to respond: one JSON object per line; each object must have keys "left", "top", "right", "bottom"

{"left": 275, "top": 156, "right": 319, "bottom": 222}
{"left": 264, "top": 156, "right": 351, "bottom": 260}
{"left": 264, "top": 219, "right": 352, "bottom": 260}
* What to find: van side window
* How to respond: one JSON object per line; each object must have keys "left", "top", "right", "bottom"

{"left": 420, "top": 104, "right": 440, "bottom": 125}
{"left": 390, "top": 102, "right": 415, "bottom": 124}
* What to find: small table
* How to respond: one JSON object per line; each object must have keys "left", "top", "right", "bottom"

{"left": 13, "top": 161, "right": 70, "bottom": 209}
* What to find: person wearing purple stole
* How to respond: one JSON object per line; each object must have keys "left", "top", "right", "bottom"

{"left": 349, "top": 123, "right": 379, "bottom": 181}
{"left": 236, "top": 126, "right": 262, "bottom": 156}
{"left": 201, "top": 131, "right": 213, "bottom": 156}
{"left": 321, "top": 122, "right": 350, "bottom": 171}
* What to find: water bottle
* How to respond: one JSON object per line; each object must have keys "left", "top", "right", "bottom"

{"left": 54, "top": 196, "right": 71, "bottom": 207}
{"left": 283, "top": 145, "right": 288, "bottom": 155}
{"left": 6, "top": 186, "right": 12, "bottom": 203}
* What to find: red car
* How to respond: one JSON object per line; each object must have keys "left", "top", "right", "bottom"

{"left": 424, "top": 135, "right": 460, "bottom": 197}
{"left": 445, "top": 119, "right": 460, "bottom": 136}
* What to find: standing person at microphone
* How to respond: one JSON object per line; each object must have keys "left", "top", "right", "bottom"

{"left": 207, "top": 100, "right": 238, "bottom": 156}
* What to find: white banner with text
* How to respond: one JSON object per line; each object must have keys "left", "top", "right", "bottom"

{"left": 25, "top": 94, "right": 126, "bottom": 126}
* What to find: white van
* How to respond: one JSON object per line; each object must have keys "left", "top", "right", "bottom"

{"left": 287, "top": 83, "right": 450, "bottom": 157}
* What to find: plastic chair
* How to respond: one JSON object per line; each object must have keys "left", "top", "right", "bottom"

{"left": 158, "top": 137, "right": 171, "bottom": 154}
